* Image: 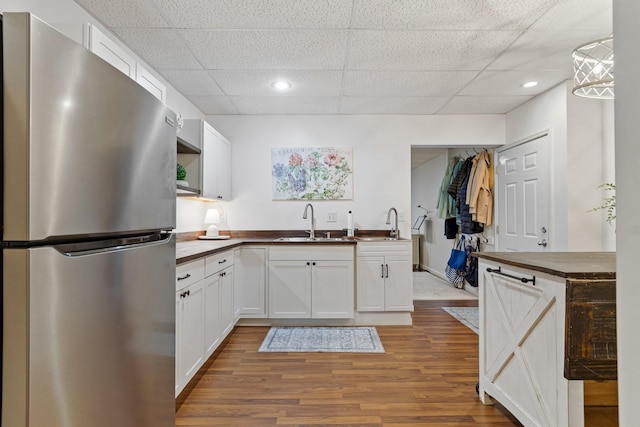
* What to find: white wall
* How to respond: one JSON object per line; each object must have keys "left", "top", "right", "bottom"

{"left": 208, "top": 115, "right": 505, "bottom": 235}
{"left": 506, "top": 81, "right": 613, "bottom": 252}
{"left": 613, "top": 2, "right": 640, "bottom": 424}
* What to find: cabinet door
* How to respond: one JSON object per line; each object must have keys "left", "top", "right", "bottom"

{"left": 312, "top": 261, "right": 354, "bottom": 318}
{"left": 479, "top": 264, "right": 567, "bottom": 427}
{"left": 177, "top": 280, "right": 205, "bottom": 388}
{"left": 215, "top": 136, "right": 232, "bottom": 200}
{"left": 200, "top": 123, "right": 218, "bottom": 200}
{"left": 135, "top": 63, "right": 167, "bottom": 102}
{"left": 204, "top": 274, "right": 221, "bottom": 358}
{"left": 88, "top": 24, "right": 135, "bottom": 78}
{"left": 356, "top": 256, "right": 386, "bottom": 311}
{"left": 219, "top": 267, "right": 235, "bottom": 339}
{"left": 384, "top": 255, "right": 413, "bottom": 311}
{"left": 235, "top": 247, "right": 267, "bottom": 317}
{"left": 269, "top": 261, "right": 312, "bottom": 318}
{"left": 175, "top": 291, "right": 182, "bottom": 397}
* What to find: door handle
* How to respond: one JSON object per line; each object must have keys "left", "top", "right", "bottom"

{"left": 537, "top": 239, "right": 547, "bottom": 247}
{"left": 381, "top": 264, "right": 384, "bottom": 278}
{"left": 177, "top": 273, "right": 191, "bottom": 281}
{"left": 385, "top": 264, "right": 389, "bottom": 278}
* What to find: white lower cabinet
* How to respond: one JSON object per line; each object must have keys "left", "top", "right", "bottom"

{"left": 234, "top": 246, "right": 268, "bottom": 318}
{"left": 175, "top": 251, "right": 234, "bottom": 397}
{"left": 357, "top": 241, "right": 412, "bottom": 311}
{"left": 175, "top": 259, "right": 205, "bottom": 397}
{"left": 478, "top": 260, "right": 577, "bottom": 427}
{"left": 269, "top": 246, "right": 354, "bottom": 319}
{"left": 205, "top": 251, "right": 235, "bottom": 343}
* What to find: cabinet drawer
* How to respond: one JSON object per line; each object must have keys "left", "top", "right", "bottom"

{"left": 176, "top": 259, "right": 205, "bottom": 291}
{"left": 356, "top": 241, "right": 410, "bottom": 256}
{"left": 205, "top": 250, "right": 235, "bottom": 277}
{"left": 270, "top": 246, "right": 353, "bottom": 261}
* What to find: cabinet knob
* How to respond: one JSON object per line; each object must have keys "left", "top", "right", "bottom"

{"left": 186, "top": 290, "right": 190, "bottom": 296}
{"left": 312, "top": 262, "right": 316, "bottom": 266}
{"left": 307, "top": 261, "right": 310, "bottom": 266}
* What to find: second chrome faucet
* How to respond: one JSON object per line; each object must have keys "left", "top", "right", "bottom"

{"left": 386, "top": 207, "right": 399, "bottom": 239}
{"left": 302, "top": 203, "right": 315, "bottom": 239}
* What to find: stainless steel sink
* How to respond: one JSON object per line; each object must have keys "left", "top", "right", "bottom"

{"left": 274, "top": 237, "right": 349, "bottom": 242}
{"left": 356, "top": 237, "right": 408, "bottom": 241}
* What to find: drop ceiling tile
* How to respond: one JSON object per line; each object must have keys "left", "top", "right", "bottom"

{"left": 74, "top": 0, "right": 169, "bottom": 27}
{"left": 438, "top": 96, "right": 533, "bottom": 114}
{"left": 343, "top": 70, "right": 478, "bottom": 97}
{"left": 487, "top": 30, "right": 613, "bottom": 71}
{"left": 208, "top": 70, "right": 343, "bottom": 96}
{"left": 459, "top": 70, "right": 570, "bottom": 96}
{"left": 531, "top": 0, "right": 612, "bottom": 31}
{"left": 187, "top": 96, "right": 240, "bottom": 114}
{"left": 351, "top": 0, "right": 557, "bottom": 30}
{"left": 347, "top": 30, "right": 520, "bottom": 71}
{"left": 230, "top": 96, "right": 340, "bottom": 114}
{"left": 340, "top": 96, "right": 451, "bottom": 114}
{"left": 157, "top": 0, "right": 352, "bottom": 29}
{"left": 112, "top": 28, "right": 203, "bottom": 69}
{"left": 179, "top": 29, "right": 349, "bottom": 69}
{"left": 160, "top": 70, "right": 224, "bottom": 96}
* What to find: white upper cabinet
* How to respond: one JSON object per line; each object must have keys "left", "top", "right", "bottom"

{"left": 202, "top": 122, "right": 232, "bottom": 201}
{"left": 135, "top": 63, "right": 167, "bottom": 103}
{"left": 87, "top": 24, "right": 166, "bottom": 102}
{"left": 87, "top": 24, "right": 135, "bottom": 78}
{"left": 176, "top": 119, "right": 232, "bottom": 200}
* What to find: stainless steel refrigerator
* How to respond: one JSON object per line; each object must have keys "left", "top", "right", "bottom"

{"left": 2, "top": 13, "right": 176, "bottom": 427}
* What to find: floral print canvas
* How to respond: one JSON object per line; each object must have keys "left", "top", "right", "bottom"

{"left": 271, "top": 147, "right": 353, "bottom": 200}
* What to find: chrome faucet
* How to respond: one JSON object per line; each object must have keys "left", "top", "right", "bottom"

{"left": 386, "top": 207, "right": 399, "bottom": 240}
{"left": 302, "top": 203, "right": 315, "bottom": 239}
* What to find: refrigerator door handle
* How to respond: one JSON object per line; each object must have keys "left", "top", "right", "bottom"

{"left": 58, "top": 233, "right": 173, "bottom": 257}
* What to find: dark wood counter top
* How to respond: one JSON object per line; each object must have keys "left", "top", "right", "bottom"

{"left": 474, "top": 252, "right": 615, "bottom": 279}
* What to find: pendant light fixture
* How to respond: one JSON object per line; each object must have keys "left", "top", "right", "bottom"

{"left": 572, "top": 35, "right": 614, "bottom": 99}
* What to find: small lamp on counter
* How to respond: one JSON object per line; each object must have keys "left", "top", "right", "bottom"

{"left": 198, "top": 208, "right": 230, "bottom": 240}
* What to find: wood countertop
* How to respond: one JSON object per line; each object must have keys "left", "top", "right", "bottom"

{"left": 474, "top": 252, "right": 616, "bottom": 279}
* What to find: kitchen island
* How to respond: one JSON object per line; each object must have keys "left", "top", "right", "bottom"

{"left": 475, "top": 252, "right": 616, "bottom": 427}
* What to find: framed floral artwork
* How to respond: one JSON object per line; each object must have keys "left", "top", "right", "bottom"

{"left": 271, "top": 147, "right": 353, "bottom": 200}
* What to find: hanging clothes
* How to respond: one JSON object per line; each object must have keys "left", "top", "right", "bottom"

{"left": 457, "top": 157, "right": 484, "bottom": 234}
{"left": 466, "top": 151, "right": 494, "bottom": 226}
{"left": 436, "top": 156, "right": 461, "bottom": 219}
{"left": 447, "top": 157, "right": 472, "bottom": 201}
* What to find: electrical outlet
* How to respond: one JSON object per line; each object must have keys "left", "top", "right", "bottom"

{"left": 398, "top": 212, "right": 405, "bottom": 222}
{"left": 327, "top": 212, "right": 337, "bottom": 222}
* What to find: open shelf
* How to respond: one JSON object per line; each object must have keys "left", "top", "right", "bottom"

{"left": 177, "top": 184, "right": 201, "bottom": 197}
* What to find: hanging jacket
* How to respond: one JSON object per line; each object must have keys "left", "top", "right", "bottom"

{"left": 437, "top": 156, "right": 461, "bottom": 219}
{"left": 448, "top": 157, "right": 473, "bottom": 202}
{"left": 466, "top": 151, "right": 494, "bottom": 225}
{"left": 458, "top": 159, "right": 484, "bottom": 234}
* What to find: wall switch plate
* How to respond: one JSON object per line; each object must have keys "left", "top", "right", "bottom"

{"left": 485, "top": 236, "right": 495, "bottom": 245}
{"left": 398, "top": 212, "right": 405, "bottom": 222}
{"left": 327, "top": 212, "right": 337, "bottom": 222}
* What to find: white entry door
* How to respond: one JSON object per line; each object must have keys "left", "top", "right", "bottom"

{"left": 496, "top": 134, "right": 550, "bottom": 251}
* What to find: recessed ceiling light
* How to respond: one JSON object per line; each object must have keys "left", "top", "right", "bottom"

{"left": 522, "top": 81, "right": 538, "bottom": 88}
{"left": 271, "top": 80, "right": 292, "bottom": 91}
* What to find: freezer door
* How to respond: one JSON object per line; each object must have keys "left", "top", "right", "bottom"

{"left": 3, "top": 13, "right": 176, "bottom": 241}
{"left": 2, "top": 234, "right": 176, "bottom": 427}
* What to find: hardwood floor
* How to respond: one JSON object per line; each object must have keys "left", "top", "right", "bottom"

{"left": 176, "top": 300, "right": 616, "bottom": 426}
